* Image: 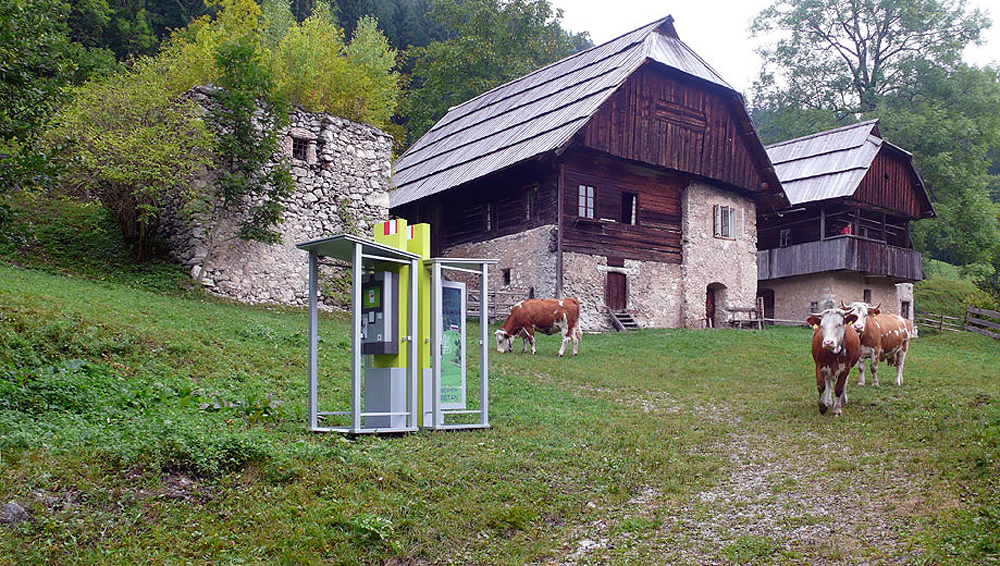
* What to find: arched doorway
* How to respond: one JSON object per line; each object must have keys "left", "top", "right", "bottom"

{"left": 706, "top": 283, "right": 728, "bottom": 328}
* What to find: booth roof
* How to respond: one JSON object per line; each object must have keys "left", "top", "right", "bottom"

{"left": 295, "top": 233, "right": 421, "bottom": 262}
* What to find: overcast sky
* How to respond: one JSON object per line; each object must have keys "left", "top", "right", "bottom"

{"left": 549, "top": 0, "right": 999, "bottom": 96}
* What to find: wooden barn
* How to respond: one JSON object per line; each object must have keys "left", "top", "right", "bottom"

{"left": 757, "top": 119, "right": 935, "bottom": 323}
{"left": 390, "top": 16, "right": 786, "bottom": 331}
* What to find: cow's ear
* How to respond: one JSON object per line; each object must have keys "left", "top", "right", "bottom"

{"left": 806, "top": 315, "right": 820, "bottom": 327}
{"left": 870, "top": 307, "right": 880, "bottom": 316}
{"left": 845, "top": 313, "right": 858, "bottom": 325}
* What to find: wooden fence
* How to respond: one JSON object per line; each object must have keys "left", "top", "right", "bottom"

{"left": 467, "top": 289, "right": 529, "bottom": 322}
{"left": 916, "top": 306, "right": 1000, "bottom": 339}
{"left": 963, "top": 306, "right": 1000, "bottom": 340}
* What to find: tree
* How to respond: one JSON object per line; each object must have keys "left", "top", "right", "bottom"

{"left": 271, "top": 6, "right": 401, "bottom": 128}
{"left": 752, "top": 0, "right": 989, "bottom": 116}
{"left": 211, "top": 35, "right": 294, "bottom": 244}
{"left": 48, "top": 57, "right": 214, "bottom": 260}
{"left": 404, "top": 0, "right": 590, "bottom": 144}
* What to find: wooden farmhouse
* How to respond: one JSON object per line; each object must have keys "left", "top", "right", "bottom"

{"left": 390, "top": 16, "right": 786, "bottom": 331}
{"left": 757, "top": 120, "right": 935, "bottom": 324}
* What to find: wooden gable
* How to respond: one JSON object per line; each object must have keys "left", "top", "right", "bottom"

{"left": 579, "top": 63, "right": 768, "bottom": 193}
{"left": 855, "top": 146, "right": 932, "bottom": 219}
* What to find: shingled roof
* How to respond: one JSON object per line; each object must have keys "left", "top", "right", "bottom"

{"left": 766, "top": 120, "right": 933, "bottom": 217}
{"left": 390, "top": 16, "right": 747, "bottom": 208}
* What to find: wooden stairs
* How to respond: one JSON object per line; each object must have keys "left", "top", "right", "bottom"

{"left": 609, "top": 310, "right": 638, "bottom": 331}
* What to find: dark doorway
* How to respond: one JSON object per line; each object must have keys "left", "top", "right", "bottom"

{"left": 706, "top": 286, "right": 716, "bottom": 327}
{"left": 606, "top": 272, "right": 627, "bottom": 310}
{"left": 757, "top": 288, "right": 775, "bottom": 325}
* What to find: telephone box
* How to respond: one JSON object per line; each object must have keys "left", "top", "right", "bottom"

{"left": 297, "top": 220, "right": 494, "bottom": 434}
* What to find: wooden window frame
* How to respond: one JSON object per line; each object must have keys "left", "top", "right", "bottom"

{"left": 621, "top": 192, "right": 638, "bottom": 225}
{"left": 713, "top": 205, "right": 743, "bottom": 239}
{"left": 779, "top": 229, "right": 791, "bottom": 247}
{"left": 577, "top": 184, "right": 595, "bottom": 219}
{"left": 525, "top": 184, "right": 538, "bottom": 221}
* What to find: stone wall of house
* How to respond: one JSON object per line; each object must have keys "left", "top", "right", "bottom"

{"left": 680, "top": 181, "right": 759, "bottom": 328}
{"left": 160, "top": 86, "right": 392, "bottom": 306}
{"left": 760, "top": 273, "right": 912, "bottom": 323}
{"left": 561, "top": 252, "right": 684, "bottom": 332}
{"left": 441, "top": 224, "right": 558, "bottom": 308}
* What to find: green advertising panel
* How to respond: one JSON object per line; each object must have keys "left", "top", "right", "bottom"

{"left": 440, "top": 283, "right": 465, "bottom": 409}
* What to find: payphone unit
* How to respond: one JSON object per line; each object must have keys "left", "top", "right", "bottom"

{"left": 360, "top": 271, "right": 398, "bottom": 355}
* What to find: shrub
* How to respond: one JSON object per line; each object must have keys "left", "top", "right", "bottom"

{"left": 48, "top": 57, "right": 214, "bottom": 261}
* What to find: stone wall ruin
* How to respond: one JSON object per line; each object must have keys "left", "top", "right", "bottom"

{"left": 160, "top": 86, "right": 392, "bottom": 306}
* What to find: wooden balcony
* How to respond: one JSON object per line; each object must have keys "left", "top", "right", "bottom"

{"left": 758, "top": 235, "right": 924, "bottom": 281}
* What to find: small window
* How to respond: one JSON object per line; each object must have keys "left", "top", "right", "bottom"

{"left": 621, "top": 193, "right": 637, "bottom": 225}
{"left": 713, "top": 205, "right": 743, "bottom": 239}
{"left": 864, "top": 289, "right": 872, "bottom": 303}
{"left": 525, "top": 185, "right": 538, "bottom": 221}
{"left": 502, "top": 268, "right": 511, "bottom": 286}
{"left": 578, "top": 185, "right": 595, "bottom": 219}
{"left": 292, "top": 137, "right": 308, "bottom": 161}
{"left": 810, "top": 301, "right": 819, "bottom": 313}
{"left": 779, "top": 229, "right": 791, "bottom": 247}
{"left": 485, "top": 202, "right": 492, "bottom": 231}
{"left": 901, "top": 300, "right": 911, "bottom": 319}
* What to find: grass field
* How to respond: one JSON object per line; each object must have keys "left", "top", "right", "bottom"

{"left": 2, "top": 263, "right": 1000, "bottom": 565}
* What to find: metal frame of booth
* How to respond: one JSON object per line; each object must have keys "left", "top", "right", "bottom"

{"left": 425, "top": 257, "right": 497, "bottom": 430}
{"left": 297, "top": 234, "right": 421, "bottom": 434}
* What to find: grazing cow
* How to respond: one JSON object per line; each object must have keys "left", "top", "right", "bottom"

{"left": 495, "top": 298, "right": 582, "bottom": 357}
{"left": 807, "top": 308, "right": 862, "bottom": 416}
{"left": 843, "top": 301, "right": 914, "bottom": 387}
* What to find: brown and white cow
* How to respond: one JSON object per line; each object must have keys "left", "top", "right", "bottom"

{"left": 843, "top": 301, "right": 914, "bottom": 387}
{"left": 807, "top": 308, "right": 862, "bottom": 416}
{"left": 495, "top": 298, "right": 582, "bottom": 357}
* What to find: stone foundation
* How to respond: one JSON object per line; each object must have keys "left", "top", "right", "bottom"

{"left": 160, "top": 87, "right": 392, "bottom": 307}
{"left": 760, "top": 273, "right": 914, "bottom": 323}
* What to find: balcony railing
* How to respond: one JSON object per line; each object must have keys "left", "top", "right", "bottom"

{"left": 758, "top": 235, "right": 924, "bottom": 281}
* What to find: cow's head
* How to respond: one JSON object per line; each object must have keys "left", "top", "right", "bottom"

{"left": 841, "top": 301, "right": 880, "bottom": 335}
{"left": 807, "top": 308, "right": 858, "bottom": 355}
{"left": 495, "top": 328, "right": 514, "bottom": 353}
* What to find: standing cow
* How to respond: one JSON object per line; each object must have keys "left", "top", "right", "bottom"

{"left": 495, "top": 298, "right": 582, "bottom": 357}
{"left": 807, "top": 308, "right": 862, "bottom": 416}
{"left": 843, "top": 301, "right": 914, "bottom": 387}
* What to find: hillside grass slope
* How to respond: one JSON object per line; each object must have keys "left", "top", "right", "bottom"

{"left": 2, "top": 262, "right": 1000, "bottom": 564}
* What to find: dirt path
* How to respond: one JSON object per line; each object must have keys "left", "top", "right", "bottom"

{"left": 550, "top": 388, "right": 935, "bottom": 565}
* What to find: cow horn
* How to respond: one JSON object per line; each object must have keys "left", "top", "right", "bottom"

{"left": 873, "top": 302, "right": 881, "bottom": 310}
{"left": 839, "top": 301, "right": 849, "bottom": 310}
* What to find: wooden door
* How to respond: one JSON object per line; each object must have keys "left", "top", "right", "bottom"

{"left": 706, "top": 287, "right": 716, "bottom": 327}
{"left": 605, "top": 272, "right": 626, "bottom": 311}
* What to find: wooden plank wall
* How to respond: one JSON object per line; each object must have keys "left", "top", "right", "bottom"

{"left": 560, "top": 151, "right": 684, "bottom": 263}
{"left": 391, "top": 160, "right": 558, "bottom": 255}
{"left": 581, "top": 64, "right": 764, "bottom": 193}
{"left": 856, "top": 150, "right": 925, "bottom": 219}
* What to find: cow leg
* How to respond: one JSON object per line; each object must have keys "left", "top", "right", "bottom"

{"left": 817, "top": 366, "right": 832, "bottom": 415}
{"left": 856, "top": 356, "right": 867, "bottom": 386}
{"left": 558, "top": 328, "right": 570, "bottom": 357}
{"left": 869, "top": 354, "right": 880, "bottom": 387}
{"left": 894, "top": 348, "right": 907, "bottom": 386}
{"left": 527, "top": 328, "right": 536, "bottom": 355}
{"left": 571, "top": 323, "right": 580, "bottom": 356}
{"left": 833, "top": 367, "right": 849, "bottom": 416}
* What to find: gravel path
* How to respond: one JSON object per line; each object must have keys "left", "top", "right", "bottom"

{"left": 550, "top": 389, "right": 935, "bottom": 565}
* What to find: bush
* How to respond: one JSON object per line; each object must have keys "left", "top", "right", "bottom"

{"left": 48, "top": 57, "right": 214, "bottom": 261}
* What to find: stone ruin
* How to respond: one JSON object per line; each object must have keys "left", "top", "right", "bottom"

{"left": 159, "top": 85, "right": 392, "bottom": 307}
